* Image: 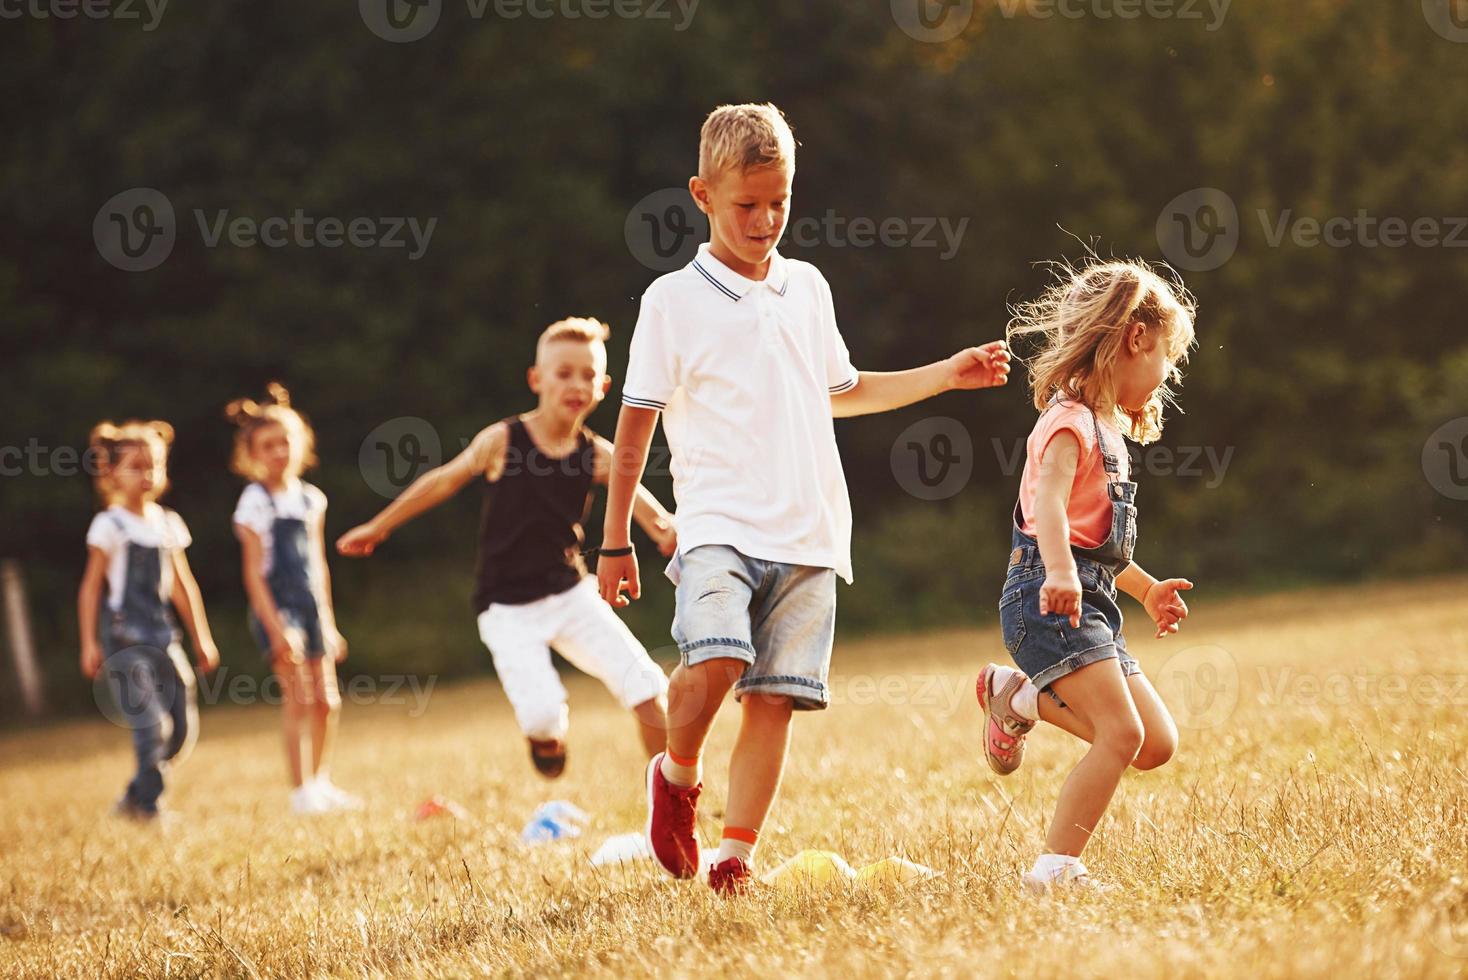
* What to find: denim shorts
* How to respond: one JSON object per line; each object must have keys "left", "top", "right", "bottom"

{"left": 666, "top": 544, "right": 836, "bottom": 711}
{"left": 998, "top": 543, "right": 1139, "bottom": 701}
{"left": 249, "top": 603, "right": 326, "bottom": 661}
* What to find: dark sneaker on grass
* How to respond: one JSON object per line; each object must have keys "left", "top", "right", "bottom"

{"left": 528, "top": 738, "right": 567, "bottom": 779}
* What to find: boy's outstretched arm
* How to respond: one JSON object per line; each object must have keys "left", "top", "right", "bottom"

{"left": 592, "top": 434, "right": 677, "bottom": 557}
{"left": 830, "top": 341, "right": 1010, "bottom": 418}
{"left": 597, "top": 405, "right": 660, "bottom": 607}
{"left": 336, "top": 422, "right": 505, "bottom": 556}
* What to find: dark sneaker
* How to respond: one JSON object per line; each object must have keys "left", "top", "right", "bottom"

{"left": 528, "top": 738, "right": 567, "bottom": 779}
{"left": 708, "top": 857, "right": 753, "bottom": 895}
{"left": 112, "top": 796, "right": 159, "bottom": 823}
{"left": 644, "top": 752, "right": 701, "bottom": 879}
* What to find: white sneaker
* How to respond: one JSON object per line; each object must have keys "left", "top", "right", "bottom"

{"left": 1022, "top": 861, "right": 1110, "bottom": 895}
{"left": 312, "top": 777, "right": 362, "bottom": 811}
{"left": 290, "top": 781, "right": 333, "bottom": 816}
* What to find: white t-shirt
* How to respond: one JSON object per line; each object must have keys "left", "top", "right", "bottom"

{"left": 232, "top": 480, "right": 327, "bottom": 577}
{"left": 623, "top": 244, "right": 858, "bottom": 583}
{"left": 85, "top": 504, "right": 192, "bottom": 611}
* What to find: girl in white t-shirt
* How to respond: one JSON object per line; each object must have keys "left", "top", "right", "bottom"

{"left": 77, "top": 419, "right": 219, "bottom": 821}
{"left": 227, "top": 383, "right": 357, "bottom": 815}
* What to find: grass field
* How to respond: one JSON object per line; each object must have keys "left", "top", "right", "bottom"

{"left": 3, "top": 577, "right": 1467, "bottom": 978}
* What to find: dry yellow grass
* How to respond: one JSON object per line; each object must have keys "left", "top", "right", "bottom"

{"left": 3, "top": 577, "right": 1468, "bottom": 978}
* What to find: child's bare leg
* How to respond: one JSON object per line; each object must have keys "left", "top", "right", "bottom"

{"left": 632, "top": 694, "right": 668, "bottom": 758}
{"left": 1042, "top": 660, "right": 1145, "bottom": 857}
{"left": 307, "top": 657, "right": 342, "bottom": 778}
{"left": 1036, "top": 672, "right": 1178, "bottom": 771}
{"left": 722, "top": 692, "right": 793, "bottom": 833}
{"left": 664, "top": 657, "right": 743, "bottom": 765}
{"left": 273, "top": 659, "right": 309, "bottom": 787}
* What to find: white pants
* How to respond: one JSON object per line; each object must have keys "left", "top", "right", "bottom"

{"left": 476, "top": 577, "right": 669, "bottom": 740}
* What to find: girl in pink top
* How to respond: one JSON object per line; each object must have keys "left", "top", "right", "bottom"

{"left": 976, "top": 258, "right": 1198, "bottom": 892}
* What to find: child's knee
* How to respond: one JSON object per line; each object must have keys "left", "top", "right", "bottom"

{"left": 1095, "top": 719, "right": 1145, "bottom": 764}
{"left": 1131, "top": 733, "right": 1178, "bottom": 771}
{"left": 312, "top": 692, "right": 340, "bottom": 720}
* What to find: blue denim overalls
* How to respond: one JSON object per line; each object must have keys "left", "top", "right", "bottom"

{"left": 998, "top": 407, "right": 1141, "bottom": 697}
{"left": 99, "top": 510, "right": 197, "bottom": 814}
{"left": 247, "top": 484, "right": 325, "bottom": 659}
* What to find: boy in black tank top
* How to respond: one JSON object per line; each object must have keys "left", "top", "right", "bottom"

{"left": 338, "top": 318, "right": 676, "bottom": 778}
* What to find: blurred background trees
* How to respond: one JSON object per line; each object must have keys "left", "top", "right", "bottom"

{"left": 4, "top": 0, "right": 1465, "bottom": 714}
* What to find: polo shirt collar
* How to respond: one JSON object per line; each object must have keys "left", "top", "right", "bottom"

{"left": 691, "top": 242, "right": 790, "bottom": 301}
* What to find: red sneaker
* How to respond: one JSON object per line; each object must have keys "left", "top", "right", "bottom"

{"left": 644, "top": 752, "right": 701, "bottom": 879}
{"left": 708, "top": 857, "right": 752, "bottom": 895}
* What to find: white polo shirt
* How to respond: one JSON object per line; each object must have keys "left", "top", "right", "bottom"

{"left": 623, "top": 243, "right": 859, "bottom": 583}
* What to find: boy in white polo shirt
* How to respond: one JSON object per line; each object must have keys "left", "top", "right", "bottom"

{"left": 598, "top": 103, "right": 1011, "bottom": 893}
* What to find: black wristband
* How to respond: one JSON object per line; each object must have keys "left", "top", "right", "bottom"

{"left": 585, "top": 544, "right": 634, "bottom": 558}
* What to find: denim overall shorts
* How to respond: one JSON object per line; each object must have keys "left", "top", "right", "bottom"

{"left": 998, "top": 408, "right": 1140, "bottom": 699}
{"left": 247, "top": 485, "right": 326, "bottom": 659}
{"left": 99, "top": 512, "right": 195, "bottom": 813}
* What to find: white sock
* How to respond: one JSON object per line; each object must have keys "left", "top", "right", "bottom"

{"left": 1011, "top": 681, "right": 1039, "bottom": 722}
{"left": 1029, "top": 853, "right": 1086, "bottom": 882}
{"left": 716, "top": 833, "right": 756, "bottom": 867}
{"left": 659, "top": 751, "right": 700, "bottom": 787}
{"left": 988, "top": 665, "right": 1040, "bottom": 722}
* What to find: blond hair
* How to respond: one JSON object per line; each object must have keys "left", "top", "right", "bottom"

{"left": 88, "top": 419, "right": 175, "bottom": 505}
{"left": 224, "top": 382, "right": 318, "bottom": 482}
{"left": 1007, "top": 258, "right": 1197, "bottom": 445}
{"left": 698, "top": 103, "right": 797, "bottom": 180}
{"left": 535, "top": 316, "right": 610, "bottom": 365}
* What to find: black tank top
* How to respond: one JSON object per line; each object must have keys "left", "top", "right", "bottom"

{"left": 472, "top": 416, "right": 596, "bottom": 610}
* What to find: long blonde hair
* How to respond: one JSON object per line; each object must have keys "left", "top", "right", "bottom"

{"left": 88, "top": 419, "right": 175, "bottom": 505}
{"left": 224, "top": 382, "right": 318, "bottom": 481}
{"left": 1007, "top": 258, "right": 1197, "bottom": 444}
